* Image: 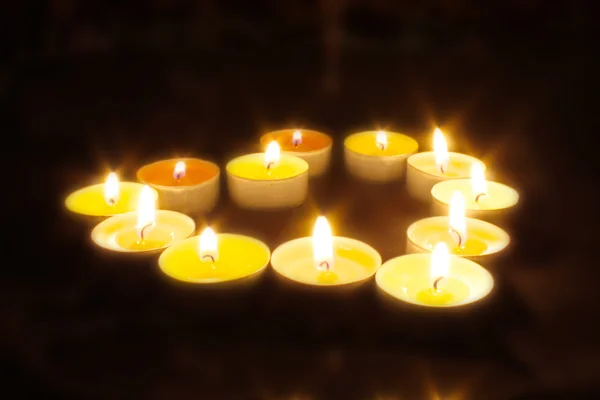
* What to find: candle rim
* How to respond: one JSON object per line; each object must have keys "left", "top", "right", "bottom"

{"left": 260, "top": 129, "right": 333, "bottom": 153}
{"left": 226, "top": 152, "right": 309, "bottom": 181}
{"left": 431, "top": 179, "right": 519, "bottom": 211}
{"left": 64, "top": 182, "right": 158, "bottom": 217}
{"left": 344, "top": 131, "right": 419, "bottom": 157}
{"left": 407, "top": 151, "right": 482, "bottom": 178}
{"left": 137, "top": 157, "right": 220, "bottom": 189}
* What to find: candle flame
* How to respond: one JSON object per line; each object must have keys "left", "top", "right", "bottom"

{"left": 198, "top": 227, "right": 219, "bottom": 262}
{"left": 135, "top": 185, "right": 156, "bottom": 240}
{"left": 264, "top": 141, "right": 281, "bottom": 169}
{"left": 313, "top": 216, "right": 334, "bottom": 272}
{"left": 174, "top": 160, "right": 186, "bottom": 180}
{"left": 104, "top": 172, "right": 120, "bottom": 206}
{"left": 376, "top": 130, "right": 388, "bottom": 150}
{"left": 471, "top": 162, "right": 487, "bottom": 199}
{"left": 448, "top": 191, "right": 467, "bottom": 247}
{"left": 431, "top": 242, "right": 450, "bottom": 283}
{"left": 433, "top": 128, "right": 449, "bottom": 174}
{"left": 292, "top": 130, "right": 303, "bottom": 146}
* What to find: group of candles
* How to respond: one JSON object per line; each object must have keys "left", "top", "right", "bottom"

{"left": 65, "top": 128, "right": 519, "bottom": 307}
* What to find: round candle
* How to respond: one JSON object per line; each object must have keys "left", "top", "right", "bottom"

{"left": 407, "top": 128, "right": 482, "bottom": 201}
{"left": 271, "top": 216, "right": 382, "bottom": 286}
{"left": 431, "top": 162, "right": 519, "bottom": 222}
{"left": 137, "top": 158, "right": 220, "bottom": 215}
{"left": 65, "top": 172, "right": 158, "bottom": 218}
{"left": 406, "top": 192, "right": 509, "bottom": 264}
{"left": 376, "top": 243, "right": 494, "bottom": 307}
{"left": 158, "top": 227, "right": 271, "bottom": 284}
{"left": 344, "top": 130, "right": 419, "bottom": 182}
{"left": 91, "top": 185, "right": 195, "bottom": 253}
{"left": 226, "top": 141, "right": 309, "bottom": 209}
{"left": 260, "top": 129, "right": 333, "bottom": 177}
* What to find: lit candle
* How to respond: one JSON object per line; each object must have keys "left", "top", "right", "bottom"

{"left": 260, "top": 128, "right": 333, "bottom": 177}
{"left": 406, "top": 191, "right": 510, "bottom": 264}
{"left": 158, "top": 227, "right": 271, "bottom": 284}
{"left": 431, "top": 162, "right": 519, "bottom": 222}
{"left": 344, "top": 130, "right": 419, "bottom": 182}
{"left": 137, "top": 158, "right": 220, "bottom": 215}
{"left": 226, "top": 141, "right": 309, "bottom": 209}
{"left": 406, "top": 128, "right": 482, "bottom": 201}
{"left": 65, "top": 172, "right": 157, "bottom": 218}
{"left": 376, "top": 243, "right": 494, "bottom": 307}
{"left": 270, "top": 216, "right": 381, "bottom": 286}
{"left": 91, "top": 185, "right": 195, "bottom": 253}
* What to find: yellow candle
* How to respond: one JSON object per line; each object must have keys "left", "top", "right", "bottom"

{"left": 65, "top": 172, "right": 157, "bottom": 217}
{"left": 376, "top": 243, "right": 494, "bottom": 307}
{"left": 158, "top": 227, "right": 271, "bottom": 284}
{"left": 91, "top": 185, "right": 195, "bottom": 253}
{"left": 226, "top": 141, "right": 309, "bottom": 209}
{"left": 271, "top": 216, "right": 381, "bottom": 286}
{"left": 344, "top": 130, "right": 419, "bottom": 182}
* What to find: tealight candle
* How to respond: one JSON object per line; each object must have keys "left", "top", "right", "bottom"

{"left": 65, "top": 172, "right": 157, "bottom": 218}
{"left": 407, "top": 128, "right": 482, "bottom": 201}
{"left": 260, "top": 129, "right": 333, "bottom": 177}
{"left": 158, "top": 227, "right": 271, "bottom": 284}
{"left": 271, "top": 216, "right": 382, "bottom": 286}
{"left": 376, "top": 242, "right": 494, "bottom": 307}
{"left": 226, "top": 141, "right": 309, "bottom": 209}
{"left": 137, "top": 158, "right": 220, "bottom": 215}
{"left": 91, "top": 185, "right": 195, "bottom": 253}
{"left": 406, "top": 191, "right": 510, "bottom": 264}
{"left": 344, "top": 130, "right": 419, "bottom": 182}
{"left": 431, "top": 162, "right": 519, "bottom": 222}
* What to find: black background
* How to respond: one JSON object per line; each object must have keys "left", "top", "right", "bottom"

{"left": 4, "top": 1, "right": 599, "bottom": 398}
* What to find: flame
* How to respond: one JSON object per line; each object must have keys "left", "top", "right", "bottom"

{"left": 313, "top": 216, "right": 334, "bottom": 271}
{"left": 430, "top": 242, "right": 450, "bottom": 282}
{"left": 448, "top": 191, "right": 467, "bottom": 246}
{"left": 104, "top": 172, "right": 120, "bottom": 206}
{"left": 174, "top": 160, "right": 186, "bottom": 180}
{"left": 198, "top": 227, "right": 219, "bottom": 262}
{"left": 135, "top": 185, "right": 156, "bottom": 239}
{"left": 376, "top": 130, "right": 388, "bottom": 150}
{"left": 264, "top": 141, "right": 281, "bottom": 168}
{"left": 471, "top": 162, "right": 487, "bottom": 197}
{"left": 433, "top": 128, "right": 449, "bottom": 173}
{"left": 292, "top": 130, "right": 303, "bottom": 146}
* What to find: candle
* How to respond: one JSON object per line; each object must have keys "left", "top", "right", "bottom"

{"left": 137, "top": 158, "right": 220, "bottom": 215}
{"left": 376, "top": 243, "right": 494, "bottom": 307}
{"left": 260, "top": 129, "right": 333, "bottom": 177}
{"left": 91, "top": 185, "right": 195, "bottom": 253}
{"left": 406, "top": 191, "right": 510, "bottom": 263}
{"left": 65, "top": 172, "right": 157, "bottom": 218}
{"left": 406, "top": 128, "right": 482, "bottom": 201}
{"left": 344, "top": 130, "right": 419, "bottom": 182}
{"left": 431, "top": 162, "right": 519, "bottom": 222}
{"left": 158, "top": 227, "right": 271, "bottom": 284}
{"left": 271, "top": 216, "right": 382, "bottom": 286}
{"left": 226, "top": 141, "right": 309, "bottom": 209}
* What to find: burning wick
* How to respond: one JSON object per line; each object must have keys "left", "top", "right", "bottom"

{"left": 318, "top": 261, "right": 330, "bottom": 271}
{"left": 266, "top": 161, "right": 275, "bottom": 171}
{"left": 138, "top": 222, "right": 153, "bottom": 241}
{"left": 173, "top": 161, "right": 186, "bottom": 182}
{"left": 107, "top": 198, "right": 116, "bottom": 206}
{"left": 433, "top": 276, "right": 444, "bottom": 292}
{"left": 292, "top": 130, "right": 302, "bottom": 148}
{"left": 202, "top": 255, "right": 215, "bottom": 263}
{"left": 474, "top": 192, "right": 487, "bottom": 203}
{"left": 439, "top": 164, "right": 446, "bottom": 175}
{"left": 448, "top": 228, "right": 464, "bottom": 248}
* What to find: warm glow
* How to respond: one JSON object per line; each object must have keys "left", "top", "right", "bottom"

{"left": 433, "top": 128, "right": 449, "bottom": 173}
{"left": 104, "top": 172, "right": 119, "bottom": 206}
{"left": 313, "top": 216, "right": 334, "bottom": 271}
{"left": 292, "top": 130, "right": 303, "bottom": 146}
{"left": 264, "top": 141, "right": 281, "bottom": 168}
{"left": 430, "top": 242, "right": 450, "bottom": 281}
{"left": 471, "top": 162, "right": 487, "bottom": 196}
{"left": 174, "top": 160, "right": 186, "bottom": 180}
{"left": 198, "top": 227, "right": 219, "bottom": 262}
{"left": 135, "top": 185, "right": 156, "bottom": 239}
{"left": 376, "top": 130, "right": 388, "bottom": 150}
{"left": 448, "top": 191, "right": 467, "bottom": 246}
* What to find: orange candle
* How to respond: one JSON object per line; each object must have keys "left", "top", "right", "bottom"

{"left": 137, "top": 158, "right": 220, "bottom": 215}
{"left": 259, "top": 129, "right": 333, "bottom": 176}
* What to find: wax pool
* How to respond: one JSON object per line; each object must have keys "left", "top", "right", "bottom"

{"left": 159, "top": 234, "right": 271, "bottom": 284}
{"left": 344, "top": 131, "right": 418, "bottom": 157}
{"left": 227, "top": 154, "right": 306, "bottom": 180}
{"left": 260, "top": 129, "right": 332, "bottom": 152}
{"left": 65, "top": 182, "right": 156, "bottom": 217}
{"left": 137, "top": 158, "right": 219, "bottom": 186}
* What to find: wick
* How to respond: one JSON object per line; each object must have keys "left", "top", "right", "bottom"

{"left": 293, "top": 140, "right": 301, "bottom": 148}
{"left": 174, "top": 173, "right": 183, "bottom": 182}
{"left": 139, "top": 222, "right": 153, "bottom": 241}
{"left": 319, "top": 261, "right": 330, "bottom": 271}
{"left": 475, "top": 192, "right": 487, "bottom": 203}
{"left": 439, "top": 164, "right": 446, "bottom": 175}
{"left": 202, "top": 255, "right": 215, "bottom": 263}
{"left": 266, "top": 162, "right": 275, "bottom": 171}
{"left": 108, "top": 198, "right": 115, "bottom": 206}
{"left": 433, "top": 276, "right": 444, "bottom": 292}
{"left": 449, "top": 228, "right": 464, "bottom": 248}
{"left": 377, "top": 143, "right": 386, "bottom": 151}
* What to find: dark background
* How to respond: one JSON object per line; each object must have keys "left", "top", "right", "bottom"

{"left": 3, "top": 1, "right": 599, "bottom": 398}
